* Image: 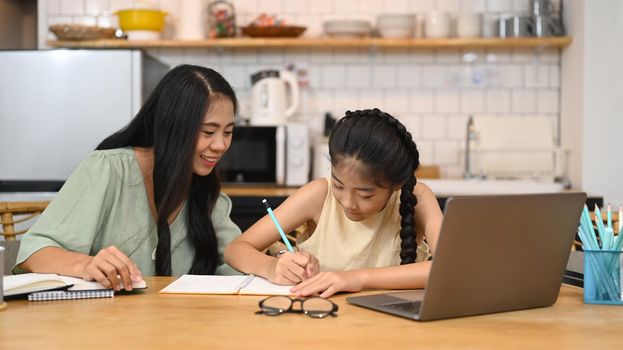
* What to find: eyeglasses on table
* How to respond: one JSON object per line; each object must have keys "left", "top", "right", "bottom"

{"left": 256, "top": 295, "right": 338, "bottom": 318}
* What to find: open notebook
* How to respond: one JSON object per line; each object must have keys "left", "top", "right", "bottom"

{"left": 159, "top": 274, "right": 293, "bottom": 296}
{"left": 3, "top": 273, "right": 147, "bottom": 297}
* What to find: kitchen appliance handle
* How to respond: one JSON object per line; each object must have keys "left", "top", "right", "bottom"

{"left": 280, "top": 70, "right": 300, "bottom": 119}
{"left": 275, "top": 126, "right": 286, "bottom": 185}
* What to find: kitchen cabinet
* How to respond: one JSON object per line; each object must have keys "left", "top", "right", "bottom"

{"left": 46, "top": 36, "right": 571, "bottom": 49}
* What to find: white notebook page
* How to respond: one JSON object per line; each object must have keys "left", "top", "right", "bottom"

{"left": 159, "top": 274, "right": 294, "bottom": 295}
{"left": 239, "top": 276, "right": 293, "bottom": 296}
{"left": 159, "top": 275, "right": 250, "bottom": 294}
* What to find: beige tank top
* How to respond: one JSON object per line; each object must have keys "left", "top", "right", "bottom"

{"left": 298, "top": 178, "right": 429, "bottom": 272}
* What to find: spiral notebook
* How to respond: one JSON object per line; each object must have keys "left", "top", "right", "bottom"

{"left": 4, "top": 273, "right": 147, "bottom": 297}
{"left": 28, "top": 289, "right": 115, "bottom": 302}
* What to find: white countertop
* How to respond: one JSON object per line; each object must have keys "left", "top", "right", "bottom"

{"left": 0, "top": 192, "right": 58, "bottom": 202}
{"left": 421, "top": 179, "right": 565, "bottom": 196}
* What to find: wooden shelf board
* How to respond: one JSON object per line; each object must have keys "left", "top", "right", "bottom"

{"left": 47, "top": 36, "right": 572, "bottom": 49}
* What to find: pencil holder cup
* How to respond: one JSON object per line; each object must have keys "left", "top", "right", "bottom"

{"left": 584, "top": 250, "right": 623, "bottom": 305}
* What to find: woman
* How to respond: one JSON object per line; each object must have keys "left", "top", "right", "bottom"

{"left": 16, "top": 65, "right": 241, "bottom": 290}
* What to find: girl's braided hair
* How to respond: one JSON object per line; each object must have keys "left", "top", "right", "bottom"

{"left": 328, "top": 108, "right": 420, "bottom": 264}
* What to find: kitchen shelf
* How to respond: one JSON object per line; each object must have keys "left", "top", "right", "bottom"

{"left": 46, "top": 36, "right": 572, "bottom": 49}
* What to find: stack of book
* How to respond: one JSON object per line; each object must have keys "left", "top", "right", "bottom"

{"left": 3, "top": 273, "right": 146, "bottom": 301}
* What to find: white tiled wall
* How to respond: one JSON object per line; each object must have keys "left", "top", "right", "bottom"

{"left": 41, "top": 0, "right": 562, "bottom": 179}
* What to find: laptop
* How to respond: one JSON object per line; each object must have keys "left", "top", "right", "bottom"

{"left": 347, "top": 192, "right": 587, "bottom": 321}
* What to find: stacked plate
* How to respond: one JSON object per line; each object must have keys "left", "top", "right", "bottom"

{"left": 323, "top": 20, "right": 371, "bottom": 38}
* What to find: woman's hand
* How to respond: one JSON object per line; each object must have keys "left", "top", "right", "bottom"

{"left": 290, "top": 270, "right": 364, "bottom": 298}
{"left": 81, "top": 245, "right": 143, "bottom": 291}
{"left": 267, "top": 251, "right": 318, "bottom": 286}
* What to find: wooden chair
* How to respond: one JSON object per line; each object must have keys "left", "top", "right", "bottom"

{"left": 591, "top": 210, "right": 621, "bottom": 235}
{"left": 265, "top": 223, "right": 311, "bottom": 256}
{"left": 0, "top": 201, "right": 49, "bottom": 274}
{"left": 0, "top": 201, "right": 49, "bottom": 241}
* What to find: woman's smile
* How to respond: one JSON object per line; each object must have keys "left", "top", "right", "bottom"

{"left": 199, "top": 154, "right": 219, "bottom": 167}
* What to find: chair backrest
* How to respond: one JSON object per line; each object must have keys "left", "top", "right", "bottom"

{"left": 0, "top": 201, "right": 49, "bottom": 241}
{"left": 592, "top": 210, "right": 620, "bottom": 235}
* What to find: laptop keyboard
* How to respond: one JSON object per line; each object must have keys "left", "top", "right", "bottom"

{"left": 381, "top": 300, "right": 422, "bottom": 314}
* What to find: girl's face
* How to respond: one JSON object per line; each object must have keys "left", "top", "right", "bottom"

{"left": 330, "top": 162, "right": 395, "bottom": 222}
{"left": 193, "top": 96, "right": 235, "bottom": 176}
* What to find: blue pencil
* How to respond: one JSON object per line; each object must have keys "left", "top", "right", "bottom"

{"left": 262, "top": 199, "right": 295, "bottom": 252}
{"left": 581, "top": 205, "right": 599, "bottom": 250}
{"left": 595, "top": 205, "right": 612, "bottom": 250}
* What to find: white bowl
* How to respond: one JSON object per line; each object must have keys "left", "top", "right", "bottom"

{"left": 324, "top": 20, "right": 371, "bottom": 38}
{"left": 377, "top": 14, "right": 416, "bottom": 27}
{"left": 125, "top": 29, "right": 161, "bottom": 40}
{"left": 378, "top": 26, "right": 413, "bottom": 38}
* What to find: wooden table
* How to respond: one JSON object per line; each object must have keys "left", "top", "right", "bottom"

{"left": 0, "top": 277, "right": 620, "bottom": 349}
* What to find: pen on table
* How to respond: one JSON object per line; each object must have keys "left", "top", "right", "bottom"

{"left": 262, "top": 199, "right": 295, "bottom": 252}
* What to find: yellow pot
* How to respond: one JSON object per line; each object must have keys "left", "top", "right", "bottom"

{"left": 116, "top": 9, "right": 167, "bottom": 32}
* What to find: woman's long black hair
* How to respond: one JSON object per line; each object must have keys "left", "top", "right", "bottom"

{"left": 97, "top": 64, "right": 238, "bottom": 275}
{"left": 328, "top": 108, "right": 420, "bottom": 264}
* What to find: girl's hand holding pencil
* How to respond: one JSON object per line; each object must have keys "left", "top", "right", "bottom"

{"left": 262, "top": 198, "right": 320, "bottom": 285}
{"left": 268, "top": 250, "right": 319, "bottom": 285}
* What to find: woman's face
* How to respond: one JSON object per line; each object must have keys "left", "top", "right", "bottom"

{"left": 193, "top": 96, "right": 235, "bottom": 176}
{"left": 330, "top": 162, "right": 395, "bottom": 222}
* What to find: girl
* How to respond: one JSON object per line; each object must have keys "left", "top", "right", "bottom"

{"left": 16, "top": 65, "right": 241, "bottom": 290}
{"left": 225, "top": 108, "right": 443, "bottom": 297}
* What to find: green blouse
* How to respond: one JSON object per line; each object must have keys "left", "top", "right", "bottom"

{"left": 15, "top": 148, "right": 242, "bottom": 276}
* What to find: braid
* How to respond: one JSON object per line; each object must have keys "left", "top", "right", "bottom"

{"left": 370, "top": 108, "right": 420, "bottom": 264}
{"left": 399, "top": 177, "right": 418, "bottom": 264}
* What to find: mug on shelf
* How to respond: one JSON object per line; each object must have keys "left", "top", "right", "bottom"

{"left": 495, "top": 14, "right": 513, "bottom": 38}
{"left": 424, "top": 12, "right": 451, "bottom": 38}
{"left": 480, "top": 13, "right": 498, "bottom": 38}
{"left": 505, "top": 15, "right": 532, "bottom": 37}
{"left": 414, "top": 13, "right": 425, "bottom": 38}
{"left": 531, "top": 15, "right": 564, "bottom": 37}
{"left": 454, "top": 13, "right": 481, "bottom": 38}
{"left": 530, "top": 0, "right": 556, "bottom": 16}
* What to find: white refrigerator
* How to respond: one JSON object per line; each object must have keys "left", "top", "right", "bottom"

{"left": 0, "top": 49, "right": 169, "bottom": 194}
